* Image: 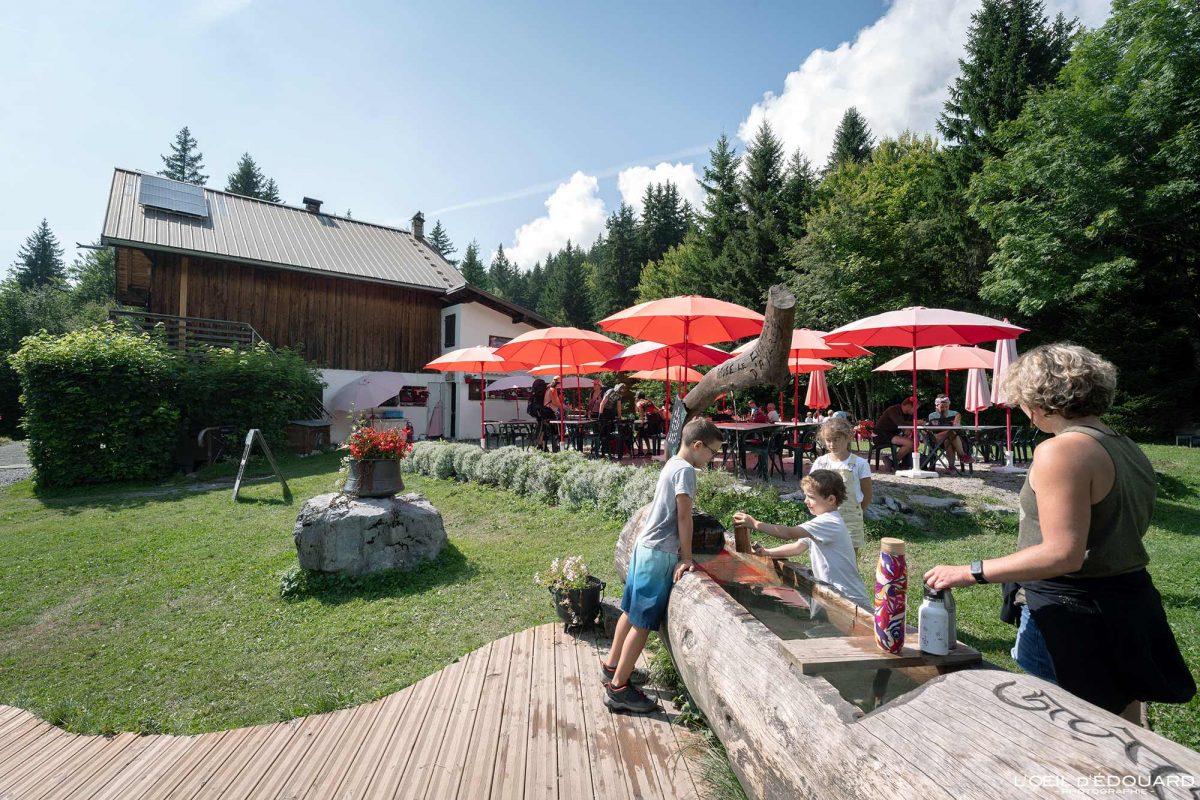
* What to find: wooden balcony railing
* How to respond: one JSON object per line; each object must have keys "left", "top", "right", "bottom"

{"left": 109, "top": 309, "right": 265, "bottom": 351}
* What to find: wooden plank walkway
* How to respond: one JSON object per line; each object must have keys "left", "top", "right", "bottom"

{"left": 0, "top": 624, "right": 703, "bottom": 799}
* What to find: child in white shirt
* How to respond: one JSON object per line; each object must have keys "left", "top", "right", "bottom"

{"left": 733, "top": 470, "right": 870, "bottom": 608}
{"left": 809, "top": 418, "right": 872, "bottom": 558}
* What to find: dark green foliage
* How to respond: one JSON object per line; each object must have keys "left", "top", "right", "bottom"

{"left": 938, "top": 0, "right": 1075, "bottom": 156}
{"left": 427, "top": 220, "right": 456, "bottom": 263}
{"left": 970, "top": 0, "right": 1200, "bottom": 436}
{"left": 541, "top": 243, "right": 594, "bottom": 327}
{"left": 177, "top": 343, "right": 324, "bottom": 448}
{"left": 592, "top": 205, "right": 644, "bottom": 319}
{"left": 641, "top": 182, "right": 690, "bottom": 265}
{"left": 487, "top": 245, "right": 517, "bottom": 300}
{"left": 636, "top": 233, "right": 718, "bottom": 302}
{"left": 700, "top": 134, "right": 745, "bottom": 258}
{"left": 159, "top": 126, "right": 208, "bottom": 185}
{"left": 826, "top": 107, "right": 875, "bottom": 169}
{"left": 719, "top": 121, "right": 788, "bottom": 308}
{"left": 779, "top": 151, "right": 820, "bottom": 241}
{"left": 225, "top": 153, "right": 281, "bottom": 202}
{"left": 459, "top": 240, "right": 488, "bottom": 288}
{"left": 69, "top": 245, "right": 116, "bottom": 307}
{"left": 9, "top": 325, "right": 180, "bottom": 487}
{"left": 11, "top": 219, "right": 66, "bottom": 290}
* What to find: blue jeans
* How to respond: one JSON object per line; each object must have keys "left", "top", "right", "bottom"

{"left": 1012, "top": 605, "right": 1058, "bottom": 684}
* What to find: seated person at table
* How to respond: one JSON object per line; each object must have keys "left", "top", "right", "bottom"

{"left": 927, "top": 394, "right": 972, "bottom": 470}
{"left": 804, "top": 411, "right": 817, "bottom": 423}
{"left": 733, "top": 470, "right": 870, "bottom": 608}
{"left": 766, "top": 403, "right": 781, "bottom": 422}
{"left": 747, "top": 401, "right": 769, "bottom": 424}
{"left": 873, "top": 396, "right": 918, "bottom": 471}
{"left": 634, "top": 392, "right": 664, "bottom": 454}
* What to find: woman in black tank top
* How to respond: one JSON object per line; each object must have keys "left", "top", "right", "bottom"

{"left": 924, "top": 344, "right": 1194, "bottom": 724}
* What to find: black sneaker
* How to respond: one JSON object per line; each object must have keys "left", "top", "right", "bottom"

{"left": 600, "top": 659, "right": 649, "bottom": 686}
{"left": 604, "top": 681, "right": 660, "bottom": 713}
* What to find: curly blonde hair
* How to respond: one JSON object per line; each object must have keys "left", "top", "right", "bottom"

{"left": 1001, "top": 343, "right": 1116, "bottom": 418}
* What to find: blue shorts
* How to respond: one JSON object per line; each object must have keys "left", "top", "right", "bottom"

{"left": 621, "top": 543, "right": 678, "bottom": 631}
{"left": 1012, "top": 606, "right": 1058, "bottom": 684}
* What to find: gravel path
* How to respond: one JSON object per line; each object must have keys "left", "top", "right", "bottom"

{"left": 0, "top": 440, "right": 31, "bottom": 488}
{"left": 872, "top": 463, "right": 1025, "bottom": 511}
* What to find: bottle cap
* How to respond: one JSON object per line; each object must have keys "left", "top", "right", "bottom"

{"left": 923, "top": 582, "right": 944, "bottom": 600}
{"left": 880, "top": 537, "right": 906, "bottom": 556}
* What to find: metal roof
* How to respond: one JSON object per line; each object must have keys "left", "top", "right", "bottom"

{"left": 102, "top": 168, "right": 466, "bottom": 293}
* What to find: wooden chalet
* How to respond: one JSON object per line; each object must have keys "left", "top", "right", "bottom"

{"left": 101, "top": 169, "right": 550, "bottom": 440}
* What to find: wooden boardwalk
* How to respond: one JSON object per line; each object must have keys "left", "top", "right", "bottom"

{"left": 0, "top": 624, "right": 702, "bottom": 799}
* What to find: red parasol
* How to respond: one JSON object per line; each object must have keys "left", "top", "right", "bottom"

{"left": 826, "top": 307, "right": 1025, "bottom": 477}
{"left": 873, "top": 345, "right": 994, "bottom": 396}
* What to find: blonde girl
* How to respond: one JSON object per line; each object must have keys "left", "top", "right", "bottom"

{"left": 809, "top": 418, "right": 872, "bottom": 558}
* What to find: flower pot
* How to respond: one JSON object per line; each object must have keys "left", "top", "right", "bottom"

{"left": 550, "top": 575, "right": 606, "bottom": 629}
{"left": 344, "top": 458, "right": 404, "bottom": 498}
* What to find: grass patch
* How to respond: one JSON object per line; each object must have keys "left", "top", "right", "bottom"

{"left": 0, "top": 451, "right": 623, "bottom": 735}
{"left": 0, "top": 443, "right": 1196, "bottom": 753}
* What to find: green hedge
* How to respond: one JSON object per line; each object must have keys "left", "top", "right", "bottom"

{"left": 10, "top": 325, "right": 180, "bottom": 486}
{"left": 10, "top": 324, "right": 324, "bottom": 488}
{"left": 177, "top": 343, "right": 323, "bottom": 447}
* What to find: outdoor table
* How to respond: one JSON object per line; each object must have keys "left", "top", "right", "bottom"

{"left": 497, "top": 421, "right": 536, "bottom": 448}
{"left": 776, "top": 421, "right": 821, "bottom": 474}
{"left": 557, "top": 419, "right": 595, "bottom": 453}
{"left": 715, "top": 422, "right": 780, "bottom": 478}
{"left": 916, "top": 424, "right": 1006, "bottom": 471}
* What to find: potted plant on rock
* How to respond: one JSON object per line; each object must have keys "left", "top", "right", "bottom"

{"left": 536, "top": 556, "right": 605, "bottom": 630}
{"left": 341, "top": 421, "right": 413, "bottom": 498}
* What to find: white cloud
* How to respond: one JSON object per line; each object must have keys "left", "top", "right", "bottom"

{"left": 506, "top": 172, "right": 607, "bottom": 269}
{"left": 737, "top": 0, "right": 1112, "bottom": 164}
{"left": 616, "top": 162, "right": 705, "bottom": 216}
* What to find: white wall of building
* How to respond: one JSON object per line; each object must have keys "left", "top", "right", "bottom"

{"left": 322, "top": 368, "right": 437, "bottom": 443}
{"left": 440, "top": 302, "right": 537, "bottom": 442}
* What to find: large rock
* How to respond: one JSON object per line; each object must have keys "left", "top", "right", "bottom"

{"left": 293, "top": 492, "right": 447, "bottom": 576}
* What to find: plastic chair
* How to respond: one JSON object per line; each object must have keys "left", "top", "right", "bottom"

{"left": 744, "top": 432, "right": 787, "bottom": 481}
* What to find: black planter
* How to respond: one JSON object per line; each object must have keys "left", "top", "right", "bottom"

{"left": 550, "top": 576, "right": 606, "bottom": 629}
{"left": 344, "top": 458, "right": 404, "bottom": 498}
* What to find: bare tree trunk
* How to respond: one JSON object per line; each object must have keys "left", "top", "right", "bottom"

{"left": 683, "top": 285, "right": 795, "bottom": 422}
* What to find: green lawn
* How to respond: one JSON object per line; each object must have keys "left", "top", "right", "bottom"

{"left": 0, "top": 445, "right": 1196, "bottom": 751}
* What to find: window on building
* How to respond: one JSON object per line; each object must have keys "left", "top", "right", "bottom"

{"left": 467, "top": 376, "right": 482, "bottom": 401}
{"left": 444, "top": 314, "right": 456, "bottom": 348}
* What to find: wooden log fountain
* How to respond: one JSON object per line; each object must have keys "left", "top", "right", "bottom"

{"left": 615, "top": 509, "right": 1200, "bottom": 800}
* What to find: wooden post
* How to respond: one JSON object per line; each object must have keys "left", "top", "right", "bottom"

{"left": 682, "top": 284, "right": 795, "bottom": 423}
{"left": 734, "top": 523, "right": 751, "bottom": 553}
{"left": 178, "top": 256, "right": 190, "bottom": 350}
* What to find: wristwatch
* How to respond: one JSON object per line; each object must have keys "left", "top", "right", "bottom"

{"left": 970, "top": 559, "right": 988, "bottom": 584}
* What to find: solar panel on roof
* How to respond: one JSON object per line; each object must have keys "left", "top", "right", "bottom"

{"left": 138, "top": 175, "right": 209, "bottom": 218}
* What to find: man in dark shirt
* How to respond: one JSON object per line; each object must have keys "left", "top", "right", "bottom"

{"left": 873, "top": 396, "right": 918, "bottom": 470}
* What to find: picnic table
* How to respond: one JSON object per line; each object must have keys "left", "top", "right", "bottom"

{"left": 714, "top": 422, "right": 779, "bottom": 478}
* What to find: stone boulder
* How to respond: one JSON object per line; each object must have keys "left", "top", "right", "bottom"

{"left": 293, "top": 492, "right": 447, "bottom": 576}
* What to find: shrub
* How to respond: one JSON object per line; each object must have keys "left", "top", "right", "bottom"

{"left": 10, "top": 324, "right": 180, "bottom": 487}
{"left": 558, "top": 459, "right": 603, "bottom": 510}
{"left": 402, "top": 440, "right": 440, "bottom": 476}
{"left": 431, "top": 445, "right": 458, "bottom": 480}
{"left": 616, "top": 466, "right": 661, "bottom": 519}
{"left": 177, "top": 343, "right": 323, "bottom": 448}
{"left": 524, "top": 457, "right": 560, "bottom": 504}
{"left": 451, "top": 444, "right": 484, "bottom": 481}
{"left": 594, "top": 463, "right": 633, "bottom": 517}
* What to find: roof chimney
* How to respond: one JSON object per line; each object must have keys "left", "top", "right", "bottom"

{"left": 302, "top": 197, "right": 323, "bottom": 214}
{"left": 411, "top": 211, "right": 425, "bottom": 240}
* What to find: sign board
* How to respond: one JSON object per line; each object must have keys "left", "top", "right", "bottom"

{"left": 232, "top": 428, "right": 292, "bottom": 502}
{"left": 665, "top": 396, "right": 688, "bottom": 458}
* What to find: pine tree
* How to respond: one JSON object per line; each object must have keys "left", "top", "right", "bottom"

{"left": 641, "top": 182, "right": 690, "bottom": 266}
{"left": 721, "top": 121, "right": 788, "bottom": 308}
{"left": 427, "top": 220, "right": 457, "bottom": 263}
{"left": 780, "top": 150, "right": 820, "bottom": 240}
{"left": 459, "top": 240, "right": 489, "bottom": 289}
{"left": 542, "top": 247, "right": 592, "bottom": 328}
{"left": 827, "top": 108, "right": 875, "bottom": 170}
{"left": 159, "top": 126, "right": 208, "bottom": 185}
{"left": 261, "top": 178, "right": 281, "bottom": 203}
{"left": 938, "top": 0, "right": 1075, "bottom": 156}
{"left": 699, "top": 134, "right": 744, "bottom": 257}
{"left": 524, "top": 261, "right": 546, "bottom": 311}
{"left": 593, "top": 204, "right": 644, "bottom": 319}
{"left": 69, "top": 243, "right": 116, "bottom": 307}
{"left": 487, "top": 245, "right": 517, "bottom": 300}
{"left": 12, "top": 219, "right": 66, "bottom": 290}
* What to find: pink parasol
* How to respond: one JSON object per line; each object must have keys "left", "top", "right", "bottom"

{"left": 827, "top": 307, "right": 1025, "bottom": 477}
{"left": 631, "top": 366, "right": 705, "bottom": 383}
{"left": 425, "top": 346, "right": 530, "bottom": 447}
{"left": 964, "top": 367, "right": 992, "bottom": 427}
{"left": 991, "top": 336, "right": 1022, "bottom": 469}
{"left": 805, "top": 370, "right": 831, "bottom": 409}
{"left": 873, "top": 345, "right": 995, "bottom": 396}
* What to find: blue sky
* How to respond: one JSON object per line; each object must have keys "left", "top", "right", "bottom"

{"left": 0, "top": 0, "right": 1110, "bottom": 277}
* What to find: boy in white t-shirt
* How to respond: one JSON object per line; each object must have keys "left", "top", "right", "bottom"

{"left": 809, "top": 418, "right": 872, "bottom": 559}
{"left": 733, "top": 470, "right": 871, "bottom": 608}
